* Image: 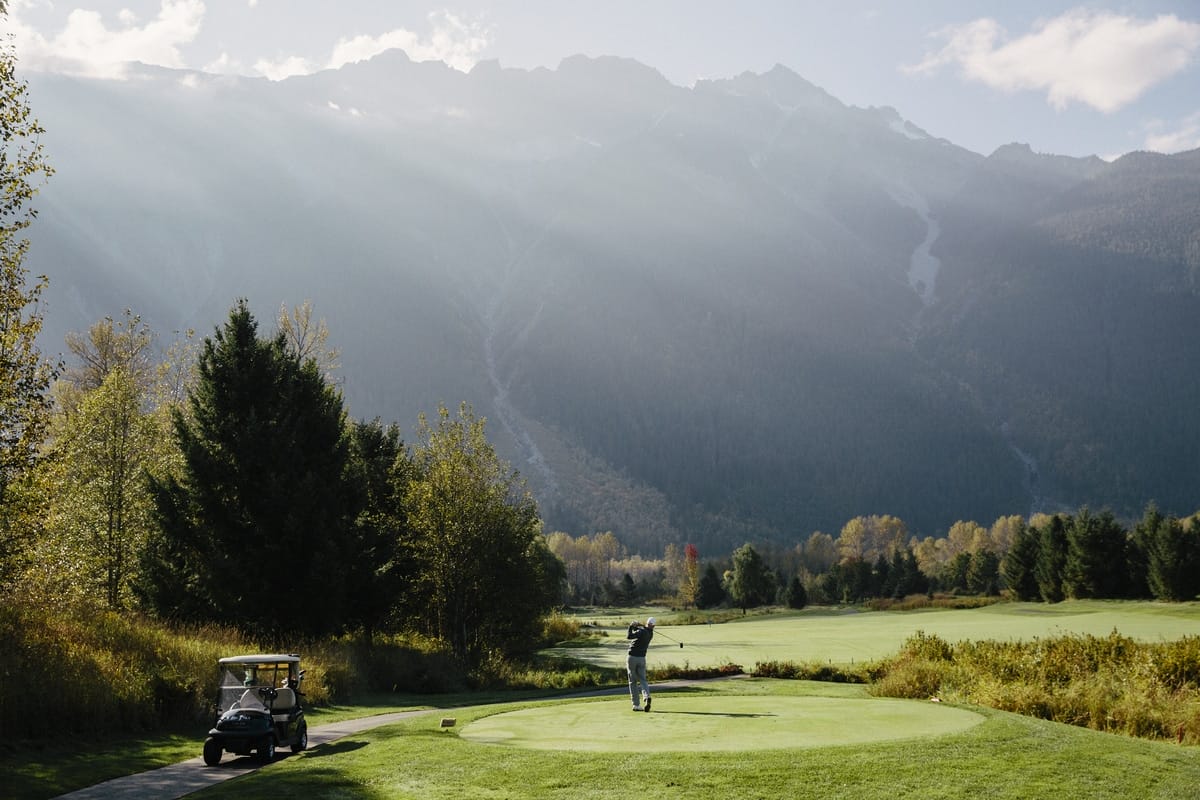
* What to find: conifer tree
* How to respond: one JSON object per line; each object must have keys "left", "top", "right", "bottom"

{"left": 141, "top": 301, "right": 351, "bottom": 639}
{"left": 1035, "top": 515, "right": 1068, "bottom": 603}
{"left": 1002, "top": 522, "right": 1042, "bottom": 601}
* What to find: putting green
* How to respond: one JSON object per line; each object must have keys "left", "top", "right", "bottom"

{"left": 460, "top": 695, "right": 984, "bottom": 752}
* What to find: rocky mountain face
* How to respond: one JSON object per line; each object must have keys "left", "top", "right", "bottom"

{"left": 23, "top": 52, "right": 1200, "bottom": 554}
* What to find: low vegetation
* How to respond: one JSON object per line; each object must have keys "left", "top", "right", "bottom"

{"left": 871, "top": 630, "right": 1200, "bottom": 743}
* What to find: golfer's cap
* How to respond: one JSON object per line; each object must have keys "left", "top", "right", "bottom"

{"left": 646, "top": 617, "right": 656, "bottom": 626}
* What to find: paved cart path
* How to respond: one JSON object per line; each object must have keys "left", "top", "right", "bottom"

{"left": 50, "top": 708, "right": 436, "bottom": 800}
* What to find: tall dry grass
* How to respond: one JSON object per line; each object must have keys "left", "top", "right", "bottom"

{"left": 872, "top": 630, "right": 1200, "bottom": 744}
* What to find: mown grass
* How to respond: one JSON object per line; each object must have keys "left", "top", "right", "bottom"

{"left": 190, "top": 680, "right": 1200, "bottom": 800}
{"left": 550, "top": 600, "right": 1200, "bottom": 670}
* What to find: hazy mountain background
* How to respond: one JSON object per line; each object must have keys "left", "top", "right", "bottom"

{"left": 23, "top": 51, "right": 1200, "bottom": 555}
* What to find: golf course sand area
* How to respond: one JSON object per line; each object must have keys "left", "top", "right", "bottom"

{"left": 461, "top": 692, "right": 984, "bottom": 752}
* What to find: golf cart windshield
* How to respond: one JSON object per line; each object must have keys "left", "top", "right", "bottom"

{"left": 216, "top": 655, "right": 300, "bottom": 715}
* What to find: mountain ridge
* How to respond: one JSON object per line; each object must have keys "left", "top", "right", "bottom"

{"left": 22, "top": 51, "right": 1200, "bottom": 553}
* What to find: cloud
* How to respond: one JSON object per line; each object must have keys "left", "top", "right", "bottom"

{"left": 254, "top": 55, "right": 316, "bottom": 82}
{"left": 906, "top": 10, "right": 1200, "bottom": 112}
{"left": 328, "top": 11, "right": 489, "bottom": 72}
{"left": 1143, "top": 113, "right": 1200, "bottom": 154}
{"left": 9, "top": 0, "right": 206, "bottom": 80}
{"left": 256, "top": 10, "right": 491, "bottom": 81}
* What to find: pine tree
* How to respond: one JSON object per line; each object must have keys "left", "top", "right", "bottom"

{"left": 141, "top": 301, "right": 352, "bottom": 639}
{"left": 1002, "top": 522, "right": 1042, "bottom": 600}
{"left": 1062, "top": 508, "right": 1127, "bottom": 599}
{"left": 1143, "top": 509, "right": 1200, "bottom": 602}
{"left": 1035, "top": 515, "right": 1068, "bottom": 603}
{"left": 697, "top": 563, "right": 725, "bottom": 608}
{"left": 785, "top": 575, "right": 808, "bottom": 609}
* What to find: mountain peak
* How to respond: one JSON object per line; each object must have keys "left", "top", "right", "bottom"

{"left": 698, "top": 63, "right": 842, "bottom": 112}
{"left": 555, "top": 54, "right": 671, "bottom": 87}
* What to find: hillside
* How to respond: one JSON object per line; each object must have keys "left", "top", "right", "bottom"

{"left": 22, "top": 51, "right": 1200, "bottom": 553}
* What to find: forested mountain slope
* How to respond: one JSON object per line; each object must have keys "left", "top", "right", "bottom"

{"left": 24, "top": 52, "right": 1200, "bottom": 553}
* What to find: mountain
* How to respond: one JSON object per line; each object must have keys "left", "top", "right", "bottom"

{"left": 21, "top": 52, "right": 1200, "bottom": 555}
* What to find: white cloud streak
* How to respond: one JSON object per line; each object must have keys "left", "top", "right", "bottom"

{"left": 326, "top": 11, "right": 489, "bottom": 74}
{"left": 1143, "top": 112, "right": 1200, "bottom": 154}
{"left": 9, "top": 0, "right": 206, "bottom": 80}
{"left": 286, "top": 11, "right": 491, "bottom": 81}
{"left": 907, "top": 10, "right": 1200, "bottom": 112}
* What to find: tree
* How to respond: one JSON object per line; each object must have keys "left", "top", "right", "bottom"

{"left": 1035, "top": 515, "right": 1068, "bottom": 603}
{"left": 62, "top": 310, "right": 155, "bottom": 398}
{"left": 43, "top": 368, "right": 165, "bottom": 608}
{"left": 682, "top": 543, "right": 700, "bottom": 608}
{"left": 966, "top": 549, "right": 1000, "bottom": 595}
{"left": 140, "top": 301, "right": 352, "bottom": 639}
{"left": 1140, "top": 506, "right": 1200, "bottom": 602}
{"left": 1002, "top": 522, "right": 1041, "bottom": 600}
{"left": 785, "top": 575, "right": 808, "bottom": 609}
{"left": 799, "top": 531, "right": 837, "bottom": 574}
{"left": 343, "top": 418, "right": 411, "bottom": 642}
{"left": 1062, "top": 508, "right": 1127, "bottom": 599}
{"left": 726, "top": 542, "right": 775, "bottom": 612}
{"left": 697, "top": 563, "right": 725, "bottom": 608}
{"left": 402, "top": 402, "right": 553, "bottom": 665}
{"left": 0, "top": 28, "right": 57, "bottom": 582}
{"left": 277, "top": 300, "right": 341, "bottom": 380}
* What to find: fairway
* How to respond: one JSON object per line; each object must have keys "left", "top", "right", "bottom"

{"left": 548, "top": 601, "right": 1200, "bottom": 669}
{"left": 460, "top": 693, "right": 984, "bottom": 752}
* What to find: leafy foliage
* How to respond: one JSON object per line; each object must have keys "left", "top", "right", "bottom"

{"left": 401, "top": 403, "right": 557, "bottom": 665}
{"left": 0, "top": 35, "right": 57, "bottom": 581}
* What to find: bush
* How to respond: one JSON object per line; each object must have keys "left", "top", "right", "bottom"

{"left": 541, "top": 611, "right": 584, "bottom": 645}
{"left": 752, "top": 660, "right": 869, "bottom": 683}
{"left": 655, "top": 662, "right": 744, "bottom": 681}
{"left": 870, "top": 660, "right": 961, "bottom": 699}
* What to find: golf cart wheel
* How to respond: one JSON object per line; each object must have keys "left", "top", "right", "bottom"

{"left": 202, "top": 737, "right": 222, "bottom": 767}
{"left": 292, "top": 722, "right": 308, "bottom": 753}
{"left": 258, "top": 737, "right": 276, "bottom": 762}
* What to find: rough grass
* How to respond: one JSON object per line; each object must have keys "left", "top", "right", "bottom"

{"left": 871, "top": 631, "right": 1200, "bottom": 743}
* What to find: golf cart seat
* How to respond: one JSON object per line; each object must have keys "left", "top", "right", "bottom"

{"left": 272, "top": 687, "right": 296, "bottom": 712}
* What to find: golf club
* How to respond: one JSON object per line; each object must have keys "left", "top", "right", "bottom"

{"left": 655, "top": 629, "right": 685, "bottom": 648}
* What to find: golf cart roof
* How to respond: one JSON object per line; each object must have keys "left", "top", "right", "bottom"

{"left": 218, "top": 654, "right": 300, "bottom": 665}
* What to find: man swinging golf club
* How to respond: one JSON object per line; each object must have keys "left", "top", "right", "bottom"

{"left": 626, "top": 617, "right": 655, "bottom": 711}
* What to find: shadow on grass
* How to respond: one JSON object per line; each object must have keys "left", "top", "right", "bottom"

{"left": 303, "top": 739, "right": 370, "bottom": 758}
{"left": 652, "top": 711, "right": 776, "bottom": 718}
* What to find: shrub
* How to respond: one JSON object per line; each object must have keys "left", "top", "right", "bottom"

{"left": 870, "top": 659, "right": 961, "bottom": 699}
{"left": 1154, "top": 635, "right": 1200, "bottom": 689}
{"left": 541, "top": 611, "right": 584, "bottom": 645}
{"left": 656, "top": 662, "right": 744, "bottom": 681}
{"left": 752, "top": 660, "right": 868, "bottom": 683}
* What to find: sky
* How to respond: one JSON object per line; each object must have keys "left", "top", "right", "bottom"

{"left": 3, "top": 1, "right": 1200, "bottom": 159}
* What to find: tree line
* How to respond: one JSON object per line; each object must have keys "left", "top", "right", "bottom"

{"left": 547, "top": 507, "right": 1200, "bottom": 612}
{"left": 2, "top": 301, "right": 562, "bottom": 666}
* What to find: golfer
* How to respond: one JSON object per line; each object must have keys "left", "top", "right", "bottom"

{"left": 626, "top": 617, "right": 655, "bottom": 711}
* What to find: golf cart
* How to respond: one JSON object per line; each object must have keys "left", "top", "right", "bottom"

{"left": 203, "top": 654, "right": 308, "bottom": 766}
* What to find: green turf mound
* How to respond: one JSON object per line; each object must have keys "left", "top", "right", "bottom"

{"left": 460, "top": 695, "right": 985, "bottom": 752}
